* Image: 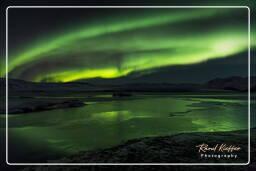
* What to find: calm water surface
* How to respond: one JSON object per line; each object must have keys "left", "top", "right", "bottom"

{"left": 1, "top": 94, "right": 254, "bottom": 163}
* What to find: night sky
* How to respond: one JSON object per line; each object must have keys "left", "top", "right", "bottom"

{"left": 1, "top": 6, "right": 255, "bottom": 83}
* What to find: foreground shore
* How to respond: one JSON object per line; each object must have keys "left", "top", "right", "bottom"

{"left": 22, "top": 128, "right": 255, "bottom": 171}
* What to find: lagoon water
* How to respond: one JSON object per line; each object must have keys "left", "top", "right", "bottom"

{"left": 1, "top": 94, "right": 254, "bottom": 163}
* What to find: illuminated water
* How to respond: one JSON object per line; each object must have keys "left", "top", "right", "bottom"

{"left": 1, "top": 94, "right": 254, "bottom": 163}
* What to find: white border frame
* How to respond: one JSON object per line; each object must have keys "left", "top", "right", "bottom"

{"left": 5, "top": 6, "right": 251, "bottom": 166}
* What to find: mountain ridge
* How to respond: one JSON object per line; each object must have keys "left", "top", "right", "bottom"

{"left": 0, "top": 76, "right": 255, "bottom": 93}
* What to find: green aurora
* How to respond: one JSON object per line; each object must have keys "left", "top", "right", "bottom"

{"left": 4, "top": 8, "right": 254, "bottom": 82}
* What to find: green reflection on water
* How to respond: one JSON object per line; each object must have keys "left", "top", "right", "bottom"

{"left": 3, "top": 94, "right": 252, "bottom": 162}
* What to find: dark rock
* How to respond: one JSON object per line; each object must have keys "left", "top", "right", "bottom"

{"left": 21, "top": 128, "right": 255, "bottom": 171}
{"left": 113, "top": 92, "right": 132, "bottom": 97}
{"left": 7, "top": 100, "right": 86, "bottom": 114}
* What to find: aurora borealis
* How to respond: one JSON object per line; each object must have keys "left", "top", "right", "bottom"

{"left": 3, "top": 7, "right": 253, "bottom": 82}
{"left": 2, "top": 4, "right": 255, "bottom": 165}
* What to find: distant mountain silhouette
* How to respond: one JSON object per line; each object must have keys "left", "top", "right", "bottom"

{"left": 0, "top": 76, "right": 255, "bottom": 93}
{"left": 0, "top": 78, "right": 98, "bottom": 93}
{"left": 204, "top": 76, "right": 256, "bottom": 92}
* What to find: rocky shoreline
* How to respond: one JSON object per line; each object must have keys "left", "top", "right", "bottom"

{"left": 1, "top": 99, "right": 86, "bottom": 114}
{"left": 22, "top": 128, "right": 255, "bottom": 171}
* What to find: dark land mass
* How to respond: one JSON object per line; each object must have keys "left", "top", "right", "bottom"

{"left": 204, "top": 76, "right": 256, "bottom": 92}
{"left": 22, "top": 128, "right": 254, "bottom": 171}
{"left": 0, "top": 99, "right": 85, "bottom": 114}
{"left": 0, "top": 76, "right": 255, "bottom": 95}
{"left": 0, "top": 76, "right": 254, "bottom": 114}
